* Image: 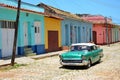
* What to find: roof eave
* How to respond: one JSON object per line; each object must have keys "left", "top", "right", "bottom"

{"left": 0, "top": 3, "right": 45, "bottom": 16}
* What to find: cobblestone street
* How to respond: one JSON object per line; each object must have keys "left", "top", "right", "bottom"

{"left": 0, "top": 42, "right": 120, "bottom": 80}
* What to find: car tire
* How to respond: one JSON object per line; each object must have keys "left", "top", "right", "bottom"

{"left": 85, "top": 59, "right": 91, "bottom": 69}
{"left": 98, "top": 57, "right": 101, "bottom": 63}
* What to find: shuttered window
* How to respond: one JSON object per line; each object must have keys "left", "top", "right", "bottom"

{"left": 65, "top": 24, "right": 69, "bottom": 45}
{"left": 1, "top": 21, "right": 15, "bottom": 29}
{"left": 78, "top": 27, "right": 81, "bottom": 43}
{"left": 35, "top": 26, "right": 40, "bottom": 33}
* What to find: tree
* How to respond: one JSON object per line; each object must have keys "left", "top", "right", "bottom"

{"left": 11, "top": 0, "right": 21, "bottom": 66}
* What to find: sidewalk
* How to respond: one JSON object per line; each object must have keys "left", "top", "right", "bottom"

{"left": 0, "top": 50, "right": 68, "bottom": 66}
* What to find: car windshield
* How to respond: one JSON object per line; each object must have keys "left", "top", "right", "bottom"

{"left": 70, "top": 45, "right": 89, "bottom": 51}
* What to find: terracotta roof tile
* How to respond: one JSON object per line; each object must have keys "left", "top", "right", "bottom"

{"left": 38, "top": 3, "right": 91, "bottom": 23}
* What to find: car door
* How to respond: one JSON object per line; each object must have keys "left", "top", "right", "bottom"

{"left": 90, "top": 46, "right": 99, "bottom": 63}
{"left": 93, "top": 46, "right": 100, "bottom": 62}
{"left": 90, "top": 46, "right": 96, "bottom": 63}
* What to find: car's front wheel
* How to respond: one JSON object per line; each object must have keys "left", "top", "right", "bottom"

{"left": 85, "top": 59, "right": 91, "bottom": 68}
{"left": 97, "top": 57, "right": 101, "bottom": 63}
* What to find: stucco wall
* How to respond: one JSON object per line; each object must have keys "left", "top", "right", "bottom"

{"left": 93, "top": 24, "right": 114, "bottom": 44}
{"left": 119, "top": 29, "right": 120, "bottom": 41}
{"left": 93, "top": 24, "right": 105, "bottom": 44}
{"left": 0, "top": 7, "right": 45, "bottom": 56}
{"left": 0, "top": 22, "right": 1, "bottom": 49}
{"left": 112, "top": 28, "right": 116, "bottom": 43}
{"left": 61, "top": 18, "right": 92, "bottom": 46}
{"left": 44, "top": 17, "right": 61, "bottom": 49}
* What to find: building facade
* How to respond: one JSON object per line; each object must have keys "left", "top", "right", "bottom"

{"left": 0, "top": 0, "right": 45, "bottom": 58}
{"left": 78, "top": 14, "right": 120, "bottom": 45}
{"left": 61, "top": 18, "right": 92, "bottom": 46}
{"left": 92, "top": 23, "right": 113, "bottom": 45}
{"left": 44, "top": 16, "right": 62, "bottom": 52}
{"left": 112, "top": 24, "right": 120, "bottom": 43}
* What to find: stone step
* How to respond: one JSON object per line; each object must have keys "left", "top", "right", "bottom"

{"left": 25, "top": 52, "right": 36, "bottom": 56}
{"left": 24, "top": 48, "right": 32, "bottom": 51}
{"left": 25, "top": 50, "right": 33, "bottom": 54}
{"left": 24, "top": 48, "right": 36, "bottom": 56}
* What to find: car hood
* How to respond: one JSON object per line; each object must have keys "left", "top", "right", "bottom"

{"left": 60, "top": 51, "right": 86, "bottom": 60}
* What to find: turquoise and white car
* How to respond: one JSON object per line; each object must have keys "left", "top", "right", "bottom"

{"left": 59, "top": 43, "right": 103, "bottom": 68}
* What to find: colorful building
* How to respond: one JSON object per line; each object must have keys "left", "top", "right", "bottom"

{"left": 0, "top": 0, "right": 45, "bottom": 58}
{"left": 44, "top": 15, "right": 62, "bottom": 52}
{"left": 38, "top": 3, "right": 93, "bottom": 49}
{"left": 77, "top": 14, "right": 120, "bottom": 45}
{"left": 112, "top": 24, "right": 120, "bottom": 43}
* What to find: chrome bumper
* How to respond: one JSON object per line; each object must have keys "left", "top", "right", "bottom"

{"left": 60, "top": 60, "right": 88, "bottom": 66}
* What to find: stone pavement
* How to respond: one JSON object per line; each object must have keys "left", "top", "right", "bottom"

{"left": 0, "top": 50, "right": 67, "bottom": 66}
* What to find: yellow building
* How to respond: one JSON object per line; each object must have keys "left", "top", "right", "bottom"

{"left": 44, "top": 16, "right": 62, "bottom": 52}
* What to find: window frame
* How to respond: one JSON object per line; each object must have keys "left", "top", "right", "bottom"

{"left": 0, "top": 21, "right": 15, "bottom": 29}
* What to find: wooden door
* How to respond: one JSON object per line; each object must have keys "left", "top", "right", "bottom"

{"left": 48, "top": 31, "right": 59, "bottom": 52}
{"left": 1, "top": 22, "right": 15, "bottom": 57}
{"left": 34, "top": 21, "right": 41, "bottom": 45}
{"left": 93, "top": 31, "right": 97, "bottom": 44}
{"left": 24, "top": 22, "right": 28, "bottom": 46}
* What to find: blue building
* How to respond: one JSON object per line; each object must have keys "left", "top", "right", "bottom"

{"left": 0, "top": 0, "right": 45, "bottom": 58}
{"left": 61, "top": 17, "right": 93, "bottom": 46}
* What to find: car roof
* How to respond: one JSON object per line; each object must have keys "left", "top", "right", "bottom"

{"left": 71, "top": 43, "right": 95, "bottom": 46}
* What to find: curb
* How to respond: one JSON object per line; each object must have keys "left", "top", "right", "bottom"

{"left": 30, "top": 50, "right": 68, "bottom": 60}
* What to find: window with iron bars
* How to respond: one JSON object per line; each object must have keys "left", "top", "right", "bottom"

{"left": 0, "top": 21, "right": 15, "bottom": 29}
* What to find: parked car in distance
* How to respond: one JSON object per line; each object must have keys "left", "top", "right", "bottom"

{"left": 59, "top": 43, "right": 103, "bottom": 68}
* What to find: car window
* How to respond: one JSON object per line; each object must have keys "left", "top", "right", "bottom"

{"left": 94, "top": 46, "right": 98, "bottom": 50}
{"left": 70, "top": 45, "right": 89, "bottom": 51}
{"left": 90, "top": 46, "right": 94, "bottom": 51}
{"left": 90, "top": 46, "right": 97, "bottom": 51}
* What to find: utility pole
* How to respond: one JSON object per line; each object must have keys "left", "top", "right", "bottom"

{"left": 11, "top": 0, "right": 21, "bottom": 66}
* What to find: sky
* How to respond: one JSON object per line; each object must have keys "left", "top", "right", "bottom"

{"left": 22, "top": 0, "right": 120, "bottom": 25}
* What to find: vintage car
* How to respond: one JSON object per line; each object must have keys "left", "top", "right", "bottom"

{"left": 59, "top": 43, "right": 103, "bottom": 68}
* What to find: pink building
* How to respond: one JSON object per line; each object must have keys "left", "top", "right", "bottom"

{"left": 77, "top": 14, "right": 119, "bottom": 45}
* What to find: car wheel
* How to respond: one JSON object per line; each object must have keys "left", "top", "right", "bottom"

{"left": 86, "top": 59, "right": 91, "bottom": 69}
{"left": 98, "top": 57, "right": 101, "bottom": 63}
